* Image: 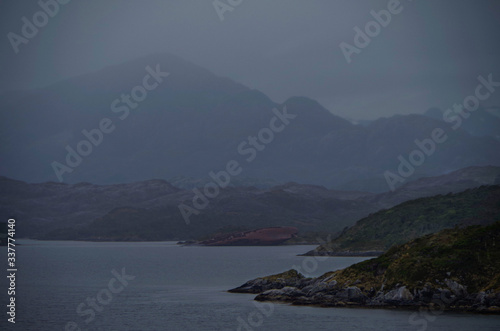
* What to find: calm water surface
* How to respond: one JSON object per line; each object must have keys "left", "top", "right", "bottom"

{"left": 1, "top": 240, "right": 499, "bottom": 330}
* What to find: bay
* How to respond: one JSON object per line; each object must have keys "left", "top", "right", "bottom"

{"left": 1, "top": 240, "right": 499, "bottom": 331}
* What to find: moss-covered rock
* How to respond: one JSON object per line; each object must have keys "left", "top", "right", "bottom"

{"left": 228, "top": 269, "right": 306, "bottom": 294}
{"left": 231, "top": 222, "right": 500, "bottom": 313}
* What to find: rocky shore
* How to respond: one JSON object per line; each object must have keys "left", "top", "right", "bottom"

{"left": 299, "top": 250, "right": 383, "bottom": 257}
{"left": 229, "top": 222, "right": 500, "bottom": 314}
{"left": 229, "top": 269, "right": 500, "bottom": 313}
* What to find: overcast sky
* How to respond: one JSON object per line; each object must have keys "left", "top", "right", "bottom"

{"left": 1, "top": 0, "right": 499, "bottom": 119}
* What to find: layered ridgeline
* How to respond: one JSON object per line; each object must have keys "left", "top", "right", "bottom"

{"left": 2, "top": 167, "right": 499, "bottom": 241}
{"left": 229, "top": 222, "right": 500, "bottom": 313}
{"left": 1, "top": 167, "right": 499, "bottom": 241}
{"left": 303, "top": 185, "right": 500, "bottom": 256}
{"left": 1, "top": 53, "right": 500, "bottom": 192}
{"left": 0, "top": 176, "right": 375, "bottom": 240}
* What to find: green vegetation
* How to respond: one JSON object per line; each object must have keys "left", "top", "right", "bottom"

{"left": 322, "top": 221, "right": 500, "bottom": 293}
{"left": 315, "top": 185, "right": 500, "bottom": 254}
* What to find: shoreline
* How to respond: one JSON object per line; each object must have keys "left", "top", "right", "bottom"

{"left": 253, "top": 297, "right": 500, "bottom": 315}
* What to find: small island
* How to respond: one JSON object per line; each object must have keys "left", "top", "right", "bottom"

{"left": 229, "top": 222, "right": 500, "bottom": 313}
{"left": 197, "top": 227, "right": 298, "bottom": 246}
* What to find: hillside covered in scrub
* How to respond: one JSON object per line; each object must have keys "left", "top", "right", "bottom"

{"left": 230, "top": 222, "right": 500, "bottom": 313}
{"left": 304, "top": 185, "right": 500, "bottom": 256}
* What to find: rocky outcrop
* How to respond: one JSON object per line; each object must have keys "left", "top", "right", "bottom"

{"left": 230, "top": 222, "right": 500, "bottom": 314}
{"left": 228, "top": 270, "right": 305, "bottom": 294}
{"left": 230, "top": 270, "right": 500, "bottom": 313}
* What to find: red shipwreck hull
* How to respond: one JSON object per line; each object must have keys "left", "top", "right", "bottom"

{"left": 200, "top": 227, "right": 298, "bottom": 246}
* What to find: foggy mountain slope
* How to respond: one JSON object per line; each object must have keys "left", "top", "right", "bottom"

{"left": 1, "top": 53, "right": 500, "bottom": 192}
{"left": 371, "top": 165, "right": 500, "bottom": 208}
{"left": 423, "top": 107, "right": 500, "bottom": 141}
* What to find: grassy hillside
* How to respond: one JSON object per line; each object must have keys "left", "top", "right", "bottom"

{"left": 231, "top": 222, "right": 500, "bottom": 312}
{"left": 311, "top": 185, "right": 500, "bottom": 255}
{"left": 328, "top": 221, "right": 500, "bottom": 293}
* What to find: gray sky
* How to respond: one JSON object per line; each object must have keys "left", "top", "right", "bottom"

{"left": 1, "top": 0, "right": 499, "bottom": 119}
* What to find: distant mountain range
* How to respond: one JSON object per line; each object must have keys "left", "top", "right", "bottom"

{"left": 1, "top": 166, "right": 499, "bottom": 241}
{"left": 1, "top": 53, "right": 500, "bottom": 192}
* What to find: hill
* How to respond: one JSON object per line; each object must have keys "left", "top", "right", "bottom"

{"left": 304, "top": 185, "right": 500, "bottom": 256}
{"left": 230, "top": 222, "right": 500, "bottom": 313}
{"left": 1, "top": 166, "right": 499, "bottom": 241}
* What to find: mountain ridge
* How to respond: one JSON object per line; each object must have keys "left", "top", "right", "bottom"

{"left": 1, "top": 166, "right": 499, "bottom": 241}
{"left": 2, "top": 53, "right": 500, "bottom": 191}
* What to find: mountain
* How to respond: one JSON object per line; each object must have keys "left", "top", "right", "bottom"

{"left": 423, "top": 107, "right": 500, "bottom": 141}
{"left": 304, "top": 185, "right": 500, "bottom": 256}
{"left": 371, "top": 165, "right": 500, "bottom": 208}
{"left": 229, "top": 222, "right": 500, "bottom": 313}
{"left": 0, "top": 176, "right": 181, "bottom": 239}
{"left": 0, "top": 175, "right": 378, "bottom": 240}
{"left": 36, "top": 183, "right": 378, "bottom": 241}
{"left": 1, "top": 166, "right": 499, "bottom": 241}
{"left": 1, "top": 53, "right": 500, "bottom": 192}
{"left": 168, "top": 175, "right": 283, "bottom": 190}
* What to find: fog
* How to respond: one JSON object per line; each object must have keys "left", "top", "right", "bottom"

{"left": 1, "top": 0, "right": 499, "bottom": 119}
